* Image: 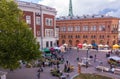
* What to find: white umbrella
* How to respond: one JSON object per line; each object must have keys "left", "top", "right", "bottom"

{"left": 54, "top": 47, "right": 60, "bottom": 50}
{"left": 87, "top": 44, "right": 92, "bottom": 47}
{"left": 60, "top": 45, "right": 65, "bottom": 52}
{"left": 83, "top": 43, "right": 87, "bottom": 46}
{"left": 63, "top": 43, "right": 68, "bottom": 47}
{"left": 104, "top": 44, "right": 109, "bottom": 47}
{"left": 98, "top": 44, "right": 103, "bottom": 47}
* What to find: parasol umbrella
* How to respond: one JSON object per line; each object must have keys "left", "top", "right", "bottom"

{"left": 112, "top": 44, "right": 119, "bottom": 49}
{"left": 54, "top": 47, "right": 60, "bottom": 50}
{"left": 43, "top": 48, "right": 50, "bottom": 53}
{"left": 60, "top": 45, "right": 65, "bottom": 52}
{"left": 87, "top": 44, "right": 92, "bottom": 48}
{"left": 78, "top": 43, "right": 82, "bottom": 48}
{"left": 104, "top": 44, "right": 109, "bottom": 48}
{"left": 98, "top": 44, "right": 103, "bottom": 47}
{"left": 50, "top": 47, "right": 55, "bottom": 52}
{"left": 63, "top": 43, "right": 68, "bottom": 46}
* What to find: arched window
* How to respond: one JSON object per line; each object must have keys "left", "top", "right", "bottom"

{"left": 69, "top": 40, "right": 72, "bottom": 46}
{"left": 91, "top": 40, "right": 95, "bottom": 44}
{"left": 76, "top": 40, "right": 79, "bottom": 43}
{"left": 99, "top": 40, "right": 103, "bottom": 44}
{"left": 83, "top": 40, "right": 87, "bottom": 43}
{"left": 62, "top": 40, "right": 65, "bottom": 44}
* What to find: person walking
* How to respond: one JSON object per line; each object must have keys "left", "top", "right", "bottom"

{"left": 37, "top": 72, "right": 40, "bottom": 79}
{"left": 94, "top": 54, "right": 96, "bottom": 62}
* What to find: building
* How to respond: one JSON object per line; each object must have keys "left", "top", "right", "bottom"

{"left": 56, "top": 0, "right": 120, "bottom": 47}
{"left": 56, "top": 15, "right": 120, "bottom": 47}
{"left": 16, "top": 0, "right": 57, "bottom": 49}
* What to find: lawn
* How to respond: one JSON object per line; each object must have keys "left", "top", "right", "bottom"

{"left": 73, "top": 73, "right": 113, "bottom": 79}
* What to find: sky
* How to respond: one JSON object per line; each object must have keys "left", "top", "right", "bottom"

{"left": 19, "top": 0, "right": 120, "bottom": 17}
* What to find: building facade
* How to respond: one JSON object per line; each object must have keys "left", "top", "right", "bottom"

{"left": 16, "top": 1, "right": 57, "bottom": 49}
{"left": 56, "top": 15, "right": 120, "bottom": 47}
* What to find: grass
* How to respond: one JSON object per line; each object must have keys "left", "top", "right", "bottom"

{"left": 73, "top": 73, "right": 112, "bottom": 79}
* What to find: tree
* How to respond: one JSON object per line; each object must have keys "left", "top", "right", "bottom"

{"left": 0, "top": 0, "right": 41, "bottom": 70}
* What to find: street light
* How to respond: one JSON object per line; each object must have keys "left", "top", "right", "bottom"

{"left": 86, "top": 47, "right": 90, "bottom": 68}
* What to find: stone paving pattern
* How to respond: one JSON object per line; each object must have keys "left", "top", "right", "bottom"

{"left": 0, "top": 49, "right": 120, "bottom": 79}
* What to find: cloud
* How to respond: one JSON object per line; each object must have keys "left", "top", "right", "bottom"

{"left": 25, "top": 0, "right": 120, "bottom": 17}
{"left": 38, "top": 0, "right": 69, "bottom": 16}
{"left": 99, "top": 8, "right": 117, "bottom": 14}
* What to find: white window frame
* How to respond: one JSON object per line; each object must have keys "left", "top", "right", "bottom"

{"left": 83, "top": 26, "right": 88, "bottom": 31}
{"left": 45, "top": 29, "right": 54, "bottom": 37}
{"left": 68, "top": 26, "right": 73, "bottom": 32}
{"left": 45, "top": 18, "right": 53, "bottom": 26}
{"left": 36, "top": 17, "right": 41, "bottom": 25}
{"left": 26, "top": 15, "right": 31, "bottom": 24}
{"left": 91, "top": 26, "right": 96, "bottom": 31}
{"left": 99, "top": 25, "right": 105, "bottom": 31}
{"left": 75, "top": 26, "right": 80, "bottom": 31}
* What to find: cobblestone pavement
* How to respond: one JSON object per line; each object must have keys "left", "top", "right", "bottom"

{"left": 0, "top": 49, "right": 120, "bottom": 79}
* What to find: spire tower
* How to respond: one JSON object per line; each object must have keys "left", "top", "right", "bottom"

{"left": 68, "top": 0, "right": 73, "bottom": 17}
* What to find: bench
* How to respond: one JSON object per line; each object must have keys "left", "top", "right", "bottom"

{"left": 114, "top": 68, "right": 120, "bottom": 74}
{"left": 96, "top": 66, "right": 110, "bottom": 72}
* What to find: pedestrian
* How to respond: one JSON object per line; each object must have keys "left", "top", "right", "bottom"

{"left": 37, "top": 72, "right": 40, "bottom": 79}
{"left": 76, "top": 57, "right": 79, "bottom": 61}
{"left": 42, "top": 61, "right": 45, "bottom": 67}
{"left": 94, "top": 54, "right": 96, "bottom": 62}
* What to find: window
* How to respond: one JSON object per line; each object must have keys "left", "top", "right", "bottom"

{"left": 99, "top": 25, "right": 105, "bottom": 31}
{"left": 99, "top": 35, "right": 104, "bottom": 39}
{"left": 91, "top": 35, "right": 96, "bottom": 39}
{"left": 83, "top": 26, "right": 88, "bottom": 31}
{"left": 45, "top": 18, "right": 53, "bottom": 26}
{"left": 45, "top": 29, "right": 54, "bottom": 37}
{"left": 75, "top": 26, "right": 80, "bottom": 31}
{"left": 83, "top": 35, "right": 88, "bottom": 38}
{"left": 62, "top": 40, "right": 65, "bottom": 44}
{"left": 91, "top": 26, "right": 96, "bottom": 31}
{"left": 107, "top": 35, "right": 110, "bottom": 38}
{"left": 60, "top": 27, "right": 66, "bottom": 32}
{"left": 46, "top": 41, "right": 49, "bottom": 47}
{"left": 68, "top": 35, "right": 73, "bottom": 38}
{"left": 36, "top": 17, "right": 41, "bottom": 25}
{"left": 68, "top": 26, "right": 73, "bottom": 32}
{"left": 26, "top": 15, "right": 31, "bottom": 24}
{"left": 37, "top": 31, "right": 40, "bottom": 36}
{"left": 50, "top": 41, "right": 52, "bottom": 47}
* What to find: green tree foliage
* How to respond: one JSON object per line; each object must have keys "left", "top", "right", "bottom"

{"left": 0, "top": 0, "right": 41, "bottom": 70}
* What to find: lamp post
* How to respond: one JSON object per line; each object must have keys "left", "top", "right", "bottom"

{"left": 86, "top": 47, "right": 90, "bottom": 68}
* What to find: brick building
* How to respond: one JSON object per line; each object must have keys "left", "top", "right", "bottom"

{"left": 56, "top": 15, "right": 120, "bottom": 47}
{"left": 16, "top": 1, "right": 57, "bottom": 49}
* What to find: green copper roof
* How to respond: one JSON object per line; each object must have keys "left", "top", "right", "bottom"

{"left": 68, "top": 0, "right": 74, "bottom": 17}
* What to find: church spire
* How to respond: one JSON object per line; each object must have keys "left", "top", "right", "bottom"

{"left": 68, "top": 0, "right": 73, "bottom": 17}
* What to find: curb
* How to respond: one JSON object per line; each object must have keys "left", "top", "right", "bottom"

{"left": 70, "top": 74, "right": 79, "bottom": 79}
